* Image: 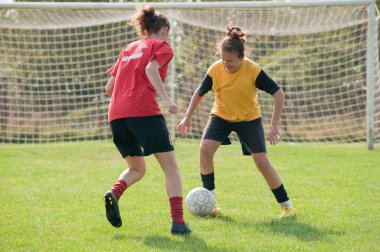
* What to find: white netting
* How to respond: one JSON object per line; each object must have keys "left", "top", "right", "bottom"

{"left": 0, "top": 3, "right": 379, "bottom": 144}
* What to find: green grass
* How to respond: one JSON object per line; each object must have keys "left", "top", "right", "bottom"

{"left": 1, "top": 140, "right": 379, "bottom": 251}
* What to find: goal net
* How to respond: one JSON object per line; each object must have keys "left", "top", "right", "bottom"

{"left": 0, "top": 1, "right": 379, "bottom": 146}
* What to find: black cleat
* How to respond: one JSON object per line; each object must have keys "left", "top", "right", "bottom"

{"left": 103, "top": 190, "right": 122, "bottom": 228}
{"left": 171, "top": 221, "right": 192, "bottom": 235}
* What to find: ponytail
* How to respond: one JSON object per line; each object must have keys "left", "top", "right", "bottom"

{"left": 131, "top": 5, "right": 170, "bottom": 36}
{"left": 218, "top": 25, "right": 246, "bottom": 57}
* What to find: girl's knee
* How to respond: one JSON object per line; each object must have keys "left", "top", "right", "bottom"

{"left": 200, "top": 144, "right": 216, "bottom": 159}
{"left": 253, "top": 155, "right": 270, "bottom": 170}
{"left": 132, "top": 166, "right": 146, "bottom": 179}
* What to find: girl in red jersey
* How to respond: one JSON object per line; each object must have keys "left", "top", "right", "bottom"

{"left": 177, "top": 26, "right": 296, "bottom": 219}
{"left": 103, "top": 6, "right": 191, "bottom": 235}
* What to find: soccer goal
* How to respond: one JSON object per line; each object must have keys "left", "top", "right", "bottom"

{"left": 0, "top": 1, "right": 379, "bottom": 149}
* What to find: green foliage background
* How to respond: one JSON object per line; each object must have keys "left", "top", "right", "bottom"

{"left": 0, "top": 0, "right": 378, "bottom": 143}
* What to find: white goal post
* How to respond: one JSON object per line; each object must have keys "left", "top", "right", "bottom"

{"left": 0, "top": 1, "right": 379, "bottom": 149}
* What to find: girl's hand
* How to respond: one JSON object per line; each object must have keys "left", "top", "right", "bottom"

{"left": 269, "top": 125, "right": 281, "bottom": 145}
{"left": 164, "top": 98, "right": 177, "bottom": 114}
{"left": 176, "top": 117, "right": 192, "bottom": 137}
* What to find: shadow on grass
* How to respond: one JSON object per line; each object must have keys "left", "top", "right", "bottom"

{"left": 193, "top": 214, "right": 237, "bottom": 223}
{"left": 211, "top": 215, "right": 237, "bottom": 223}
{"left": 113, "top": 233, "right": 127, "bottom": 240}
{"left": 258, "top": 218, "right": 344, "bottom": 242}
{"left": 143, "top": 234, "right": 232, "bottom": 252}
{"left": 204, "top": 214, "right": 343, "bottom": 243}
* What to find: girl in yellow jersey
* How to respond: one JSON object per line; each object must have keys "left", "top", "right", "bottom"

{"left": 177, "top": 26, "right": 296, "bottom": 218}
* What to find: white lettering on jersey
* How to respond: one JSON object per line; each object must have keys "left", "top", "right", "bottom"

{"left": 121, "top": 52, "right": 143, "bottom": 62}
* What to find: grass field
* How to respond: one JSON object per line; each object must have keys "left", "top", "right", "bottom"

{"left": 1, "top": 140, "right": 379, "bottom": 251}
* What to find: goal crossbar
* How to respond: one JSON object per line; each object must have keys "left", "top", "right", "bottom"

{"left": 0, "top": 0, "right": 375, "bottom": 10}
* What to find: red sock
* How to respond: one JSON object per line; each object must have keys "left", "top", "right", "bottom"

{"left": 169, "top": 197, "right": 185, "bottom": 225}
{"left": 111, "top": 180, "right": 128, "bottom": 200}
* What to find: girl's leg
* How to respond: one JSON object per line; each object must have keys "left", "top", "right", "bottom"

{"left": 199, "top": 139, "right": 222, "bottom": 216}
{"left": 251, "top": 153, "right": 295, "bottom": 217}
{"left": 199, "top": 139, "right": 221, "bottom": 194}
{"left": 110, "top": 156, "right": 147, "bottom": 199}
{"left": 200, "top": 139, "right": 221, "bottom": 175}
{"left": 155, "top": 151, "right": 191, "bottom": 234}
{"left": 119, "top": 156, "right": 146, "bottom": 187}
{"left": 251, "top": 153, "right": 281, "bottom": 189}
{"left": 154, "top": 151, "right": 182, "bottom": 198}
{"left": 104, "top": 156, "right": 146, "bottom": 228}
{"left": 199, "top": 115, "right": 231, "bottom": 209}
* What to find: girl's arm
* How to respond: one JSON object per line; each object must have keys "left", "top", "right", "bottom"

{"left": 105, "top": 76, "right": 115, "bottom": 96}
{"left": 270, "top": 88, "right": 285, "bottom": 145}
{"left": 176, "top": 87, "right": 204, "bottom": 137}
{"left": 145, "top": 59, "right": 177, "bottom": 114}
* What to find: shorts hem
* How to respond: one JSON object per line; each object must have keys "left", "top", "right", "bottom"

{"left": 143, "top": 146, "right": 174, "bottom": 156}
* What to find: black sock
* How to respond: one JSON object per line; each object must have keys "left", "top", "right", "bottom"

{"left": 201, "top": 172, "right": 215, "bottom": 191}
{"left": 271, "top": 184, "right": 289, "bottom": 203}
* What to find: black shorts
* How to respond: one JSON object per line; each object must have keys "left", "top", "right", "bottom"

{"left": 110, "top": 115, "right": 174, "bottom": 158}
{"left": 202, "top": 115, "right": 267, "bottom": 155}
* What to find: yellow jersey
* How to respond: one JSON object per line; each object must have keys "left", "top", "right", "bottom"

{"left": 198, "top": 58, "right": 279, "bottom": 122}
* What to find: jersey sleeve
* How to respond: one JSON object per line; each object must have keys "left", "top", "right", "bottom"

{"left": 107, "top": 56, "right": 121, "bottom": 77}
{"left": 198, "top": 74, "right": 213, "bottom": 96}
{"left": 107, "top": 46, "right": 128, "bottom": 76}
{"left": 255, "top": 70, "right": 280, "bottom": 95}
{"left": 197, "top": 62, "right": 217, "bottom": 96}
{"left": 107, "top": 45, "right": 129, "bottom": 76}
{"left": 150, "top": 42, "right": 174, "bottom": 68}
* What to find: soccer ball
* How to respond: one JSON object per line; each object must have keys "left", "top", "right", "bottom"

{"left": 185, "top": 187, "right": 215, "bottom": 216}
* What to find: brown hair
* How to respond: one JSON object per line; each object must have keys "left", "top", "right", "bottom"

{"left": 131, "top": 5, "right": 170, "bottom": 37}
{"left": 219, "top": 25, "right": 246, "bottom": 58}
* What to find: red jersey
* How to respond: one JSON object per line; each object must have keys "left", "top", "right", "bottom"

{"left": 107, "top": 38, "right": 173, "bottom": 122}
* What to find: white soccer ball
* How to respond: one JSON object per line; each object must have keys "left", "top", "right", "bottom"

{"left": 185, "top": 187, "right": 215, "bottom": 216}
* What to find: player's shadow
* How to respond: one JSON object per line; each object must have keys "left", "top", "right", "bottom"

{"left": 208, "top": 215, "right": 237, "bottom": 223}
{"left": 143, "top": 234, "right": 232, "bottom": 252}
{"left": 257, "top": 218, "right": 344, "bottom": 242}
{"left": 192, "top": 214, "right": 237, "bottom": 223}
{"left": 113, "top": 233, "right": 127, "bottom": 240}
